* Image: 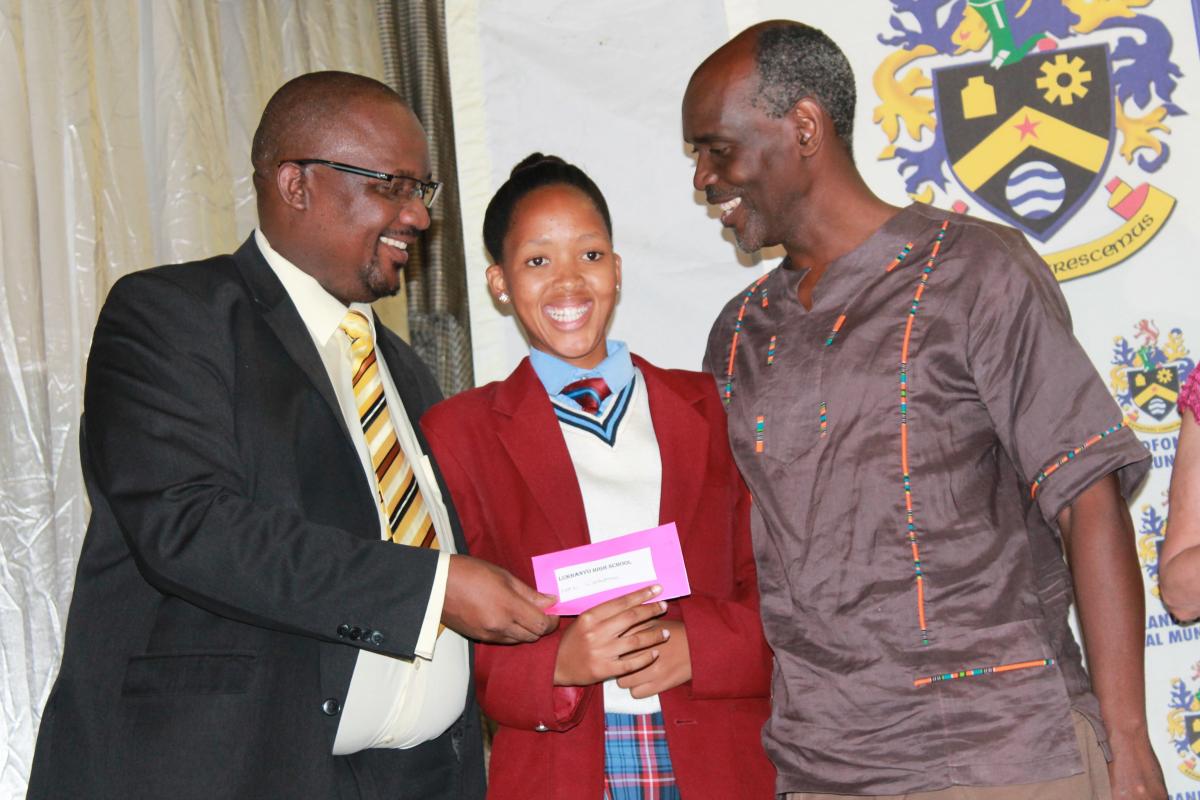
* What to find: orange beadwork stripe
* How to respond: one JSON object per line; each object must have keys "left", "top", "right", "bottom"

{"left": 914, "top": 658, "right": 1055, "bottom": 687}
{"left": 824, "top": 313, "right": 848, "bottom": 347}
{"left": 723, "top": 275, "right": 770, "bottom": 404}
{"left": 1030, "top": 423, "right": 1127, "bottom": 499}
{"left": 916, "top": 577, "right": 927, "bottom": 631}
{"left": 885, "top": 242, "right": 915, "bottom": 273}
{"left": 902, "top": 318, "right": 916, "bottom": 352}
{"left": 898, "top": 220, "right": 949, "bottom": 647}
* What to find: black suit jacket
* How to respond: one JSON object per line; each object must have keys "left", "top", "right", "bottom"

{"left": 28, "top": 237, "right": 484, "bottom": 799}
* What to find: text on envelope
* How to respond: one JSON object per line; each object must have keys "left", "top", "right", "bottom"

{"left": 553, "top": 547, "right": 656, "bottom": 602}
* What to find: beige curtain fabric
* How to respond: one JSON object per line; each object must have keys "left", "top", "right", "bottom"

{"left": 378, "top": 0, "right": 474, "bottom": 395}
{"left": 0, "top": 2, "right": 385, "bottom": 794}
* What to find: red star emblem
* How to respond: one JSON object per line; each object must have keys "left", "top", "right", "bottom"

{"left": 1014, "top": 114, "right": 1041, "bottom": 140}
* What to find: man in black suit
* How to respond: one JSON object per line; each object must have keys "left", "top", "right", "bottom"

{"left": 28, "top": 71, "right": 556, "bottom": 799}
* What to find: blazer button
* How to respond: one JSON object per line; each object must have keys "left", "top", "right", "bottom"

{"left": 348, "top": 626, "right": 362, "bottom": 640}
{"left": 321, "top": 698, "right": 342, "bottom": 716}
{"left": 534, "top": 723, "right": 548, "bottom": 732}
{"left": 369, "top": 630, "right": 384, "bottom": 646}
{"left": 337, "top": 624, "right": 351, "bottom": 638}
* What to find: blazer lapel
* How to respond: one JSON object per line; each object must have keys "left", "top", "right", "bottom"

{"left": 233, "top": 237, "right": 353, "bottom": 444}
{"left": 493, "top": 360, "right": 590, "bottom": 553}
{"left": 637, "top": 357, "right": 710, "bottom": 545}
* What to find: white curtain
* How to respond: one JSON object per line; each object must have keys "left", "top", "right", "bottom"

{"left": 0, "top": 2, "right": 386, "bottom": 795}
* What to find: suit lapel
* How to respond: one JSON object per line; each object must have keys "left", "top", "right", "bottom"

{"left": 232, "top": 237, "right": 353, "bottom": 444}
{"left": 494, "top": 360, "right": 590, "bottom": 553}
{"left": 637, "top": 357, "right": 710, "bottom": 546}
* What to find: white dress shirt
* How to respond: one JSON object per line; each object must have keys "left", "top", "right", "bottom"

{"left": 255, "top": 229, "right": 469, "bottom": 752}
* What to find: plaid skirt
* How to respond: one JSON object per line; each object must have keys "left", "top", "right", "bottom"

{"left": 602, "top": 712, "right": 681, "bottom": 800}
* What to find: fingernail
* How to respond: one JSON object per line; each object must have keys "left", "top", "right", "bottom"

{"left": 661, "top": 628, "right": 671, "bottom": 640}
{"left": 658, "top": 601, "right": 668, "bottom": 612}
{"left": 648, "top": 584, "right": 662, "bottom": 596}
{"left": 651, "top": 649, "right": 660, "bottom": 658}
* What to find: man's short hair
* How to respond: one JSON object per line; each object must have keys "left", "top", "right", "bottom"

{"left": 753, "top": 23, "right": 856, "bottom": 151}
{"left": 251, "top": 71, "right": 404, "bottom": 181}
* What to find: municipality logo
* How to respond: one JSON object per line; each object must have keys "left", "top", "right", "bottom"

{"left": 1109, "top": 320, "right": 1193, "bottom": 434}
{"left": 1136, "top": 501, "right": 1167, "bottom": 599}
{"left": 1168, "top": 662, "right": 1200, "bottom": 782}
{"left": 874, "top": 0, "right": 1181, "bottom": 281}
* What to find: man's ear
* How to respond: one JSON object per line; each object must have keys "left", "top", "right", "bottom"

{"left": 789, "top": 97, "right": 824, "bottom": 156}
{"left": 275, "top": 162, "right": 309, "bottom": 210}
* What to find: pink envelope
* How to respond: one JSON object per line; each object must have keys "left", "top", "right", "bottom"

{"left": 531, "top": 522, "right": 691, "bottom": 616}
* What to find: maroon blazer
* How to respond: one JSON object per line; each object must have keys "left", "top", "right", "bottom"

{"left": 422, "top": 355, "right": 774, "bottom": 799}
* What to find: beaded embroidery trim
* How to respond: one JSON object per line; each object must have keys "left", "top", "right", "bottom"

{"left": 899, "top": 220, "right": 949, "bottom": 647}
{"left": 824, "top": 314, "right": 847, "bottom": 347}
{"left": 723, "top": 274, "right": 771, "bottom": 404}
{"left": 1029, "top": 422, "right": 1127, "bottom": 499}
{"left": 914, "top": 658, "right": 1055, "bottom": 688}
{"left": 767, "top": 335, "right": 777, "bottom": 366}
{"left": 884, "top": 242, "right": 915, "bottom": 274}
{"left": 818, "top": 314, "right": 848, "bottom": 436}
{"left": 755, "top": 415, "right": 765, "bottom": 453}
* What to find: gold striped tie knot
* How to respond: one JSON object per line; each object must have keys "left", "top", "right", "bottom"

{"left": 339, "top": 309, "right": 373, "bottom": 364}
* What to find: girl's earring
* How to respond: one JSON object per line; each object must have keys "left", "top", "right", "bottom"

{"left": 498, "top": 292, "right": 510, "bottom": 303}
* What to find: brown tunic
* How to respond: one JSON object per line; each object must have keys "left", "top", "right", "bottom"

{"left": 703, "top": 203, "right": 1148, "bottom": 795}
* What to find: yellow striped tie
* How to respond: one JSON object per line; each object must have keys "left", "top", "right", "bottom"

{"left": 340, "top": 310, "right": 438, "bottom": 551}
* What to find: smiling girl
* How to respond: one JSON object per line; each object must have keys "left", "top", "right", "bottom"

{"left": 421, "top": 154, "right": 774, "bottom": 799}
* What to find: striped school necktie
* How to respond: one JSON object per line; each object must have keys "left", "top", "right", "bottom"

{"left": 339, "top": 310, "right": 437, "bottom": 551}
{"left": 561, "top": 377, "right": 611, "bottom": 415}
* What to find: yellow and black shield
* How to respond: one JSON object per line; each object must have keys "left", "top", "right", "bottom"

{"left": 933, "top": 44, "right": 1113, "bottom": 241}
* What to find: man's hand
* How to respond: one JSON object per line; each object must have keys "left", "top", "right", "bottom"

{"left": 554, "top": 586, "right": 669, "bottom": 686}
{"left": 1059, "top": 474, "right": 1167, "bottom": 799}
{"left": 1107, "top": 726, "right": 1168, "bottom": 799}
{"left": 616, "top": 619, "right": 691, "bottom": 698}
{"left": 442, "top": 555, "right": 558, "bottom": 643}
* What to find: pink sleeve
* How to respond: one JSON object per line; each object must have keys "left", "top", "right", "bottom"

{"left": 1181, "top": 368, "right": 1200, "bottom": 423}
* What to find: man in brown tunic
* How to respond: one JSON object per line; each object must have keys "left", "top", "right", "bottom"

{"left": 683, "top": 20, "right": 1167, "bottom": 800}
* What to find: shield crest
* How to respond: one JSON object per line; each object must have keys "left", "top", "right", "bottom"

{"left": 1188, "top": 712, "right": 1200, "bottom": 756}
{"left": 933, "top": 44, "right": 1113, "bottom": 241}
{"left": 1126, "top": 363, "right": 1181, "bottom": 421}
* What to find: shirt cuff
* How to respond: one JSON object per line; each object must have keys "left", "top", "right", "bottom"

{"left": 415, "top": 551, "right": 450, "bottom": 661}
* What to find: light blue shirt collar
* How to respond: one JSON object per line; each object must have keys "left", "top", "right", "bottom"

{"left": 529, "top": 340, "right": 634, "bottom": 412}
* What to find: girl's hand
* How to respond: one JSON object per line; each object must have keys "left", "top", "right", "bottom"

{"left": 553, "top": 585, "right": 669, "bottom": 686}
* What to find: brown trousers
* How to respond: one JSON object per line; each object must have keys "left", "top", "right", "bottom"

{"left": 784, "top": 712, "right": 1111, "bottom": 800}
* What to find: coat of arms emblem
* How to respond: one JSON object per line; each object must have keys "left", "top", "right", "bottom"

{"left": 873, "top": 0, "right": 1184, "bottom": 280}
{"left": 1110, "top": 320, "right": 1193, "bottom": 434}
{"left": 932, "top": 43, "right": 1111, "bottom": 240}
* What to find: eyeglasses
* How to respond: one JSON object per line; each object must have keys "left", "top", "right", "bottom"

{"left": 279, "top": 158, "right": 441, "bottom": 208}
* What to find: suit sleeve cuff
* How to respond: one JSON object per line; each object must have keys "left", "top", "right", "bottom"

{"left": 415, "top": 551, "right": 450, "bottom": 660}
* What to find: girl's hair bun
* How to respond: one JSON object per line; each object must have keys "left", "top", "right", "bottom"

{"left": 510, "top": 152, "right": 566, "bottom": 177}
